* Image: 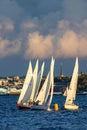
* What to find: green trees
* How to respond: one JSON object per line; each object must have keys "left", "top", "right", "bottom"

{"left": 54, "top": 73, "right": 87, "bottom": 92}
{"left": 78, "top": 74, "right": 87, "bottom": 91}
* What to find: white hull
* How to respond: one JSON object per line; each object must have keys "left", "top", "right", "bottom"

{"left": 53, "top": 92, "right": 62, "bottom": 95}
{"left": 64, "top": 104, "right": 79, "bottom": 110}
{"left": 30, "top": 105, "right": 51, "bottom": 111}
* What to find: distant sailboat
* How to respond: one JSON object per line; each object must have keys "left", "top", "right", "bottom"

{"left": 64, "top": 57, "right": 79, "bottom": 110}
{"left": 30, "top": 57, "right": 55, "bottom": 111}
{"left": 63, "top": 86, "right": 69, "bottom": 96}
{"left": 0, "top": 88, "right": 8, "bottom": 95}
{"left": 17, "top": 60, "right": 38, "bottom": 109}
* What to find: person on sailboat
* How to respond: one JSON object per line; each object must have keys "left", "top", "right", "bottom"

{"left": 33, "top": 100, "right": 40, "bottom": 105}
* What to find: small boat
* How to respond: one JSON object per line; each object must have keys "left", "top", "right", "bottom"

{"left": 7, "top": 88, "right": 21, "bottom": 95}
{"left": 30, "top": 57, "right": 55, "bottom": 111}
{"left": 0, "top": 88, "right": 8, "bottom": 95}
{"left": 64, "top": 57, "right": 79, "bottom": 110}
{"left": 82, "top": 91, "right": 87, "bottom": 95}
{"left": 53, "top": 92, "right": 62, "bottom": 95}
{"left": 63, "top": 86, "right": 69, "bottom": 96}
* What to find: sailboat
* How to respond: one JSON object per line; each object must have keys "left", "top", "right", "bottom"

{"left": 17, "top": 60, "right": 45, "bottom": 109}
{"left": 30, "top": 57, "right": 55, "bottom": 111}
{"left": 64, "top": 57, "right": 79, "bottom": 110}
{"left": 63, "top": 86, "right": 69, "bottom": 96}
{"left": 17, "top": 60, "right": 38, "bottom": 109}
{"left": 0, "top": 87, "right": 8, "bottom": 95}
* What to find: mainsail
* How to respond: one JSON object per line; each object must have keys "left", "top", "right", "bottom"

{"left": 34, "top": 62, "right": 45, "bottom": 101}
{"left": 65, "top": 57, "right": 79, "bottom": 105}
{"left": 44, "top": 57, "right": 55, "bottom": 105}
{"left": 35, "top": 57, "right": 55, "bottom": 107}
{"left": 47, "top": 57, "right": 55, "bottom": 108}
{"left": 29, "top": 60, "right": 38, "bottom": 102}
{"left": 17, "top": 60, "right": 39, "bottom": 107}
{"left": 35, "top": 72, "right": 50, "bottom": 105}
{"left": 17, "top": 61, "right": 32, "bottom": 104}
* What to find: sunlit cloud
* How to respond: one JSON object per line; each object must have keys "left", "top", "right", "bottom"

{"left": 0, "top": 37, "right": 21, "bottom": 58}
{"left": 55, "top": 30, "right": 87, "bottom": 58}
{"left": 24, "top": 20, "right": 87, "bottom": 59}
{"left": 25, "top": 32, "right": 54, "bottom": 59}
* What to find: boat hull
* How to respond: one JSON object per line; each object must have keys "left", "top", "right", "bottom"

{"left": 30, "top": 105, "right": 51, "bottom": 111}
{"left": 17, "top": 104, "right": 31, "bottom": 110}
{"left": 64, "top": 104, "right": 79, "bottom": 110}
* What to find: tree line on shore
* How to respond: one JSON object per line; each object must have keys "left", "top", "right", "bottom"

{"left": 54, "top": 73, "right": 87, "bottom": 92}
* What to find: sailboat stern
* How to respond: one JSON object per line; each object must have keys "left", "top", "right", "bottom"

{"left": 17, "top": 104, "right": 23, "bottom": 110}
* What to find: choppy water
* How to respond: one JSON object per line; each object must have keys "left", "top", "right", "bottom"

{"left": 0, "top": 94, "right": 87, "bottom": 130}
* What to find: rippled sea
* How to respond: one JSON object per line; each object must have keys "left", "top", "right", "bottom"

{"left": 0, "top": 94, "right": 87, "bottom": 130}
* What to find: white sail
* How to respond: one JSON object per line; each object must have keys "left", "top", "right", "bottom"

{"left": 34, "top": 62, "right": 45, "bottom": 101}
{"left": 22, "top": 76, "right": 34, "bottom": 104}
{"left": 35, "top": 72, "right": 50, "bottom": 105}
{"left": 44, "top": 73, "right": 51, "bottom": 104}
{"left": 44, "top": 57, "right": 54, "bottom": 104}
{"left": 63, "top": 86, "right": 69, "bottom": 96}
{"left": 29, "top": 60, "right": 38, "bottom": 102}
{"left": 65, "top": 57, "right": 79, "bottom": 105}
{"left": 17, "top": 61, "right": 32, "bottom": 104}
{"left": 30, "top": 57, "right": 55, "bottom": 111}
{"left": 35, "top": 57, "right": 55, "bottom": 106}
{"left": 47, "top": 57, "right": 55, "bottom": 108}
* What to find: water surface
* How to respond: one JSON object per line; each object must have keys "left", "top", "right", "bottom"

{"left": 0, "top": 94, "right": 87, "bottom": 130}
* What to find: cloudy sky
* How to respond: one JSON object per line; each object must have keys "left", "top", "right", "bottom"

{"left": 0, "top": 0, "right": 87, "bottom": 76}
